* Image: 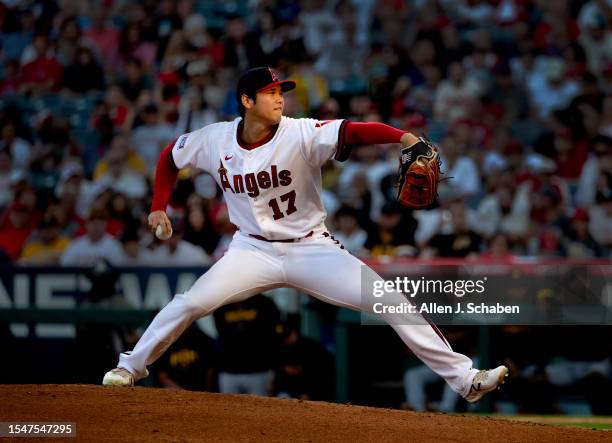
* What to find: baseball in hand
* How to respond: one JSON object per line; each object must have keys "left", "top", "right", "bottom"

{"left": 155, "top": 224, "right": 173, "bottom": 240}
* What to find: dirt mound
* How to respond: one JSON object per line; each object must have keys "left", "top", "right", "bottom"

{"left": 0, "top": 385, "right": 609, "bottom": 442}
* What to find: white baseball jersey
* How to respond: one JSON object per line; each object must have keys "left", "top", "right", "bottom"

{"left": 171, "top": 116, "right": 349, "bottom": 240}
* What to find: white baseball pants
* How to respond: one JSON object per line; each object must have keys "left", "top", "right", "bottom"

{"left": 118, "top": 230, "right": 476, "bottom": 396}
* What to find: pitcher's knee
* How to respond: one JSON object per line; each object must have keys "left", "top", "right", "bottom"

{"left": 173, "top": 293, "right": 210, "bottom": 319}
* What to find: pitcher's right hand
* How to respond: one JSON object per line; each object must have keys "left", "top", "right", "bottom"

{"left": 148, "top": 210, "right": 172, "bottom": 240}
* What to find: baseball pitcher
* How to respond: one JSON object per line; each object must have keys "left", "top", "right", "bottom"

{"left": 103, "top": 67, "right": 507, "bottom": 403}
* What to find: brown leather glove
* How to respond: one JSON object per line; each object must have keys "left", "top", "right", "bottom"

{"left": 397, "top": 137, "right": 441, "bottom": 209}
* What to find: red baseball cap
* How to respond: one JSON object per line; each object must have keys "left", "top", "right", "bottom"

{"left": 236, "top": 67, "right": 296, "bottom": 103}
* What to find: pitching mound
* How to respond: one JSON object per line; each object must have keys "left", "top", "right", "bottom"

{"left": 0, "top": 385, "right": 609, "bottom": 442}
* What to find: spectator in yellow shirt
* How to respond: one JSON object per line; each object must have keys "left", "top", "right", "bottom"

{"left": 93, "top": 134, "right": 147, "bottom": 180}
{"left": 20, "top": 214, "right": 70, "bottom": 265}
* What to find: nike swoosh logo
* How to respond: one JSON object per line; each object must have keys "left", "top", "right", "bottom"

{"left": 225, "top": 155, "right": 233, "bottom": 160}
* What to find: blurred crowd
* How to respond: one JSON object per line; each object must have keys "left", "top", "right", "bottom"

{"left": 0, "top": 0, "right": 611, "bottom": 267}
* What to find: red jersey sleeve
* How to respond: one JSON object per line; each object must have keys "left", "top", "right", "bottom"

{"left": 150, "top": 140, "right": 179, "bottom": 212}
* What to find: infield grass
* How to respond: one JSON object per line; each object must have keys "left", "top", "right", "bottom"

{"left": 467, "top": 414, "right": 612, "bottom": 430}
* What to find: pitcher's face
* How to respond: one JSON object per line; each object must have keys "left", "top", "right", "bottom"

{"left": 250, "top": 85, "right": 284, "bottom": 125}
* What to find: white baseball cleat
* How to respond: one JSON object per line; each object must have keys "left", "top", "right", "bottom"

{"left": 102, "top": 367, "right": 135, "bottom": 387}
{"left": 465, "top": 365, "right": 509, "bottom": 403}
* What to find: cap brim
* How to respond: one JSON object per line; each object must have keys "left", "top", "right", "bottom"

{"left": 257, "top": 80, "right": 296, "bottom": 93}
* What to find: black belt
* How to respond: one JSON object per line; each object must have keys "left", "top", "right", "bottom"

{"left": 249, "top": 231, "right": 314, "bottom": 243}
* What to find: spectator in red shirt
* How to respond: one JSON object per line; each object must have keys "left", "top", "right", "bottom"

{"left": 551, "top": 127, "right": 589, "bottom": 180}
{"left": 19, "top": 34, "right": 63, "bottom": 95}
{"left": 0, "top": 202, "right": 37, "bottom": 261}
